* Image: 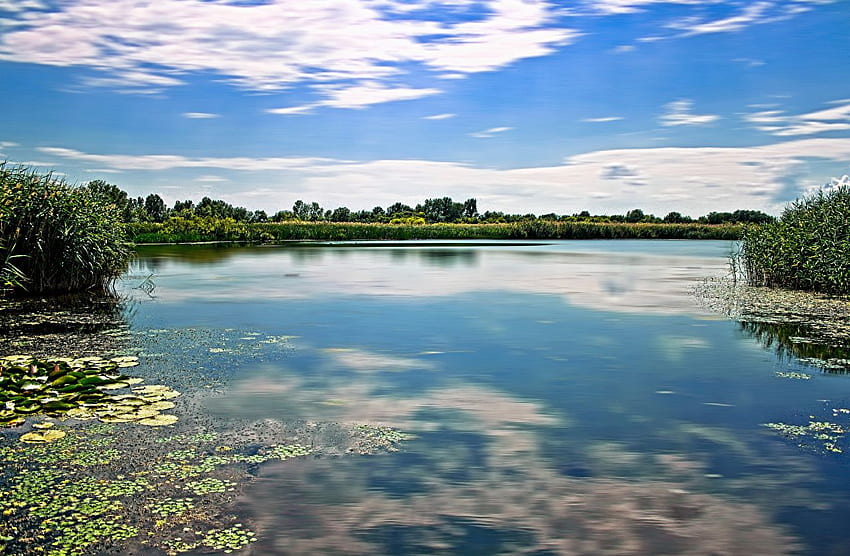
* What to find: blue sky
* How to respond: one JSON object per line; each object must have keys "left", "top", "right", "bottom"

{"left": 1, "top": 0, "right": 849, "bottom": 217}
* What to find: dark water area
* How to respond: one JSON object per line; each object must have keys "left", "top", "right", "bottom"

{"left": 11, "top": 239, "right": 850, "bottom": 554}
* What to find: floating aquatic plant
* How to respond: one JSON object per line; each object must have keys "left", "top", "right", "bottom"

{"left": 764, "top": 418, "right": 847, "bottom": 453}
{"left": 0, "top": 355, "right": 180, "bottom": 428}
{"left": 774, "top": 371, "right": 812, "bottom": 380}
{"left": 183, "top": 477, "right": 237, "bottom": 496}
{"left": 354, "top": 424, "right": 416, "bottom": 452}
{"left": 163, "top": 524, "right": 258, "bottom": 555}
{"left": 146, "top": 497, "right": 196, "bottom": 518}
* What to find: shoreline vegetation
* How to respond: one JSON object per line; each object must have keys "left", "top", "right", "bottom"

{"left": 127, "top": 219, "right": 743, "bottom": 244}
{"left": 740, "top": 184, "right": 850, "bottom": 295}
{"left": 0, "top": 164, "right": 131, "bottom": 296}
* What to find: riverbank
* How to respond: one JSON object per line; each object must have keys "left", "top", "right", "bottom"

{"left": 128, "top": 220, "right": 742, "bottom": 243}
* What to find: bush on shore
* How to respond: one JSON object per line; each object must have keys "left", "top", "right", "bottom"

{"left": 741, "top": 185, "right": 850, "bottom": 294}
{"left": 0, "top": 164, "right": 132, "bottom": 296}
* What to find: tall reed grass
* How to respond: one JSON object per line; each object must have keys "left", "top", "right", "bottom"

{"left": 128, "top": 219, "right": 741, "bottom": 243}
{"left": 0, "top": 163, "right": 132, "bottom": 295}
{"left": 741, "top": 185, "right": 850, "bottom": 294}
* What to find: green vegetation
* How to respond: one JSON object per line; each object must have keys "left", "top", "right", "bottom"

{"left": 0, "top": 164, "right": 132, "bottom": 296}
{"left": 741, "top": 184, "right": 850, "bottom": 294}
{"left": 80, "top": 178, "right": 766, "bottom": 242}
{"left": 0, "top": 406, "right": 410, "bottom": 554}
{"left": 0, "top": 355, "right": 178, "bottom": 428}
{"left": 129, "top": 219, "right": 742, "bottom": 243}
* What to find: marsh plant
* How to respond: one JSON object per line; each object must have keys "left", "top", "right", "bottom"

{"left": 128, "top": 219, "right": 742, "bottom": 243}
{"left": 0, "top": 163, "right": 132, "bottom": 296}
{"left": 740, "top": 184, "right": 850, "bottom": 294}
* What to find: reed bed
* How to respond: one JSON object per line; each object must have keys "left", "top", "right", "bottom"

{"left": 741, "top": 185, "right": 850, "bottom": 294}
{"left": 0, "top": 164, "right": 132, "bottom": 295}
{"left": 128, "top": 219, "right": 741, "bottom": 244}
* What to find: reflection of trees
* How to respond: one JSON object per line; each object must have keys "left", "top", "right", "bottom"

{"left": 700, "top": 282, "right": 850, "bottom": 372}
{"left": 0, "top": 292, "right": 131, "bottom": 356}
{"left": 738, "top": 320, "right": 850, "bottom": 372}
{"left": 135, "top": 244, "right": 253, "bottom": 265}
{"left": 415, "top": 249, "right": 478, "bottom": 267}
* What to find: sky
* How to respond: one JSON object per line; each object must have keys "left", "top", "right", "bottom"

{"left": 1, "top": 0, "right": 849, "bottom": 217}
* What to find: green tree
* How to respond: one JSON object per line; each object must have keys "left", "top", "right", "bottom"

{"left": 625, "top": 209, "right": 645, "bottom": 223}
{"left": 330, "top": 207, "right": 352, "bottom": 222}
{"left": 663, "top": 211, "right": 688, "bottom": 223}
{"left": 86, "top": 180, "right": 133, "bottom": 221}
{"left": 463, "top": 198, "right": 478, "bottom": 219}
{"left": 144, "top": 194, "right": 167, "bottom": 223}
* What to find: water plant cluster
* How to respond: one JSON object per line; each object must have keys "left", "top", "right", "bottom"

{"left": 740, "top": 184, "right": 850, "bottom": 294}
{"left": 0, "top": 355, "right": 178, "bottom": 427}
{"left": 763, "top": 411, "right": 849, "bottom": 454}
{"left": 354, "top": 424, "right": 417, "bottom": 452}
{"left": 0, "top": 163, "right": 131, "bottom": 296}
{"left": 0, "top": 421, "right": 320, "bottom": 555}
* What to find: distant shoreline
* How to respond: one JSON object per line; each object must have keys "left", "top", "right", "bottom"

{"left": 128, "top": 221, "right": 742, "bottom": 244}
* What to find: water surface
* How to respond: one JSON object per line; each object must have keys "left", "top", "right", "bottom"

{"left": 122, "top": 240, "right": 850, "bottom": 554}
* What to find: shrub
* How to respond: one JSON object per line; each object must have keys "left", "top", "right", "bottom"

{"left": 741, "top": 185, "right": 850, "bottom": 294}
{"left": 0, "top": 164, "right": 132, "bottom": 295}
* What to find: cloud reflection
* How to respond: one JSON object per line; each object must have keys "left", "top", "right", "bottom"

{"left": 128, "top": 241, "right": 732, "bottom": 316}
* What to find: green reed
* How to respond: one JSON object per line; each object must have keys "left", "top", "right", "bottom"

{"left": 741, "top": 185, "right": 850, "bottom": 294}
{"left": 128, "top": 219, "right": 741, "bottom": 243}
{"left": 0, "top": 163, "right": 132, "bottom": 295}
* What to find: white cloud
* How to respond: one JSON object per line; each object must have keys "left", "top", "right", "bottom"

{"left": 0, "top": 0, "right": 46, "bottom": 12}
{"left": 84, "top": 168, "right": 123, "bottom": 174}
{"left": 582, "top": 116, "right": 623, "bottom": 123}
{"left": 32, "top": 137, "right": 850, "bottom": 216}
{"left": 469, "top": 126, "right": 513, "bottom": 138}
{"left": 733, "top": 57, "right": 765, "bottom": 67}
{"left": 268, "top": 83, "right": 442, "bottom": 113}
{"left": 0, "top": 0, "right": 577, "bottom": 106}
{"left": 592, "top": 0, "right": 711, "bottom": 15}
{"left": 195, "top": 175, "right": 227, "bottom": 183}
{"left": 659, "top": 99, "right": 719, "bottom": 127}
{"left": 585, "top": 1, "right": 835, "bottom": 43}
{"left": 320, "top": 83, "right": 442, "bottom": 110}
{"left": 37, "top": 146, "right": 337, "bottom": 171}
{"left": 266, "top": 104, "right": 319, "bottom": 116}
{"left": 745, "top": 100, "right": 850, "bottom": 136}
{"left": 182, "top": 112, "right": 219, "bottom": 119}
{"left": 424, "top": 113, "right": 456, "bottom": 120}
{"left": 670, "top": 2, "right": 773, "bottom": 36}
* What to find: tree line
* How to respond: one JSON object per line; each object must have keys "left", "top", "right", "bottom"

{"left": 86, "top": 180, "right": 775, "bottom": 226}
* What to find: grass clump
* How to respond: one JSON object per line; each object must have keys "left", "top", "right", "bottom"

{"left": 741, "top": 184, "right": 850, "bottom": 294}
{"left": 0, "top": 163, "right": 131, "bottom": 296}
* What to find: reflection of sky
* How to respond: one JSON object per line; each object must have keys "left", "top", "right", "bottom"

{"left": 124, "top": 240, "right": 850, "bottom": 553}
{"left": 125, "top": 240, "right": 735, "bottom": 316}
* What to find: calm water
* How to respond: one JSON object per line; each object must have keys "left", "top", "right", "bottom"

{"left": 121, "top": 240, "right": 850, "bottom": 555}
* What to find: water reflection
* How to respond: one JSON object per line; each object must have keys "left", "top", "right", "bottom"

{"left": 119, "top": 240, "right": 850, "bottom": 554}
{"left": 127, "top": 240, "right": 734, "bottom": 316}
{"left": 244, "top": 457, "right": 801, "bottom": 555}
{"left": 739, "top": 320, "right": 850, "bottom": 372}
{"left": 0, "top": 292, "right": 130, "bottom": 356}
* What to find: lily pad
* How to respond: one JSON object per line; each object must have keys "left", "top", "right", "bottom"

{"left": 138, "top": 414, "right": 178, "bottom": 427}
{"left": 20, "top": 429, "right": 67, "bottom": 443}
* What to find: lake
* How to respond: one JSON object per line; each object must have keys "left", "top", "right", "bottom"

{"left": 8, "top": 239, "right": 849, "bottom": 554}
{"left": 114, "top": 239, "right": 850, "bottom": 555}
